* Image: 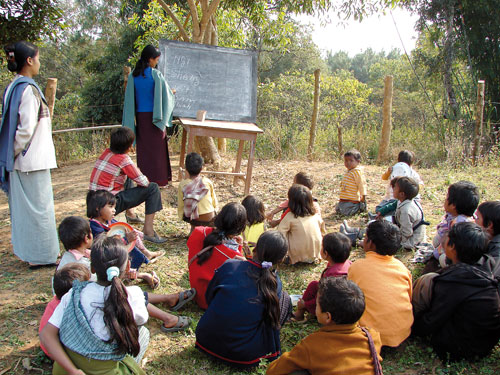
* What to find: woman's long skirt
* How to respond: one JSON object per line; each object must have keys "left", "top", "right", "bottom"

{"left": 9, "top": 169, "right": 60, "bottom": 265}
{"left": 135, "top": 112, "right": 172, "bottom": 187}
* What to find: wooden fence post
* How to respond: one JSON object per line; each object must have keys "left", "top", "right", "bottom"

{"left": 308, "top": 69, "right": 321, "bottom": 161}
{"left": 45, "top": 78, "right": 57, "bottom": 118}
{"left": 123, "top": 66, "right": 131, "bottom": 91}
{"left": 472, "top": 80, "right": 485, "bottom": 165}
{"left": 377, "top": 75, "right": 393, "bottom": 163}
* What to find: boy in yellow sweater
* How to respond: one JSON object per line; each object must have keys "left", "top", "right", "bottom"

{"left": 336, "top": 149, "right": 367, "bottom": 216}
{"left": 266, "top": 277, "right": 382, "bottom": 375}
{"left": 348, "top": 220, "right": 413, "bottom": 347}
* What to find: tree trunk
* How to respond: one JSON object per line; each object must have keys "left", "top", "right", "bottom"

{"left": 308, "top": 69, "right": 320, "bottom": 161}
{"left": 45, "top": 78, "right": 58, "bottom": 119}
{"left": 443, "top": 3, "right": 459, "bottom": 120}
{"left": 377, "top": 75, "right": 393, "bottom": 163}
{"left": 472, "top": 80, "right": 485, "bottom": 165}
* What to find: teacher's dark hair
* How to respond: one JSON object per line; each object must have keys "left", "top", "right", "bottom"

{"left": 132, "top": 45, "right": 161, "bottom": 77}
{"left": 197, "top": 203, "right": 247, "bottom": 265}
{"left": 4, "top": 41, "right": 38, "bottom": 73}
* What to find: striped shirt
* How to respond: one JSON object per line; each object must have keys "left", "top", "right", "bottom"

{"left": 339, "top": 166, "right": 367, "bottom": 202}
{"left": 89, "top": 148, "right": 149, "bottom": 194}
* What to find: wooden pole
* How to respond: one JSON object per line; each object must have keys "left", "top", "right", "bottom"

{"left": 472, "top": 80, "right": 485, "bottom": 165}
{"left": 45, "top": 78, "right": 57, "bottom": 118}
{"left": 123, "top": 66, "right": 131, "bottom": 91}
{"left": 377, "top": 75, "right": 393, "bottom": 163}
{"left": 308, "top": 69, "right": 321, "bottom": 161}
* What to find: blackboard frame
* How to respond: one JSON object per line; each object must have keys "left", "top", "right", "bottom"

{"left": 158, "top": 39, "right": 258, "bottom": 123}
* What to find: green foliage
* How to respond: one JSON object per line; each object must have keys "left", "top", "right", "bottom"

{"left": 0, "top": 0, "right": 65, "bottom": 45}
{"left": 78, "top": 27, "right": 139, "bottom": 127}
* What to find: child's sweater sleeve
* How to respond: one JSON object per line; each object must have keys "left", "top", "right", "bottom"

{"left": 266, "top": 338, "right": 311, "bottom": 375}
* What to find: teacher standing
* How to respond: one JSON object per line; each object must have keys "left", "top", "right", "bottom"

{"left": 0, "top": 42, "right": 59, "bottom": 267}
{"left": 123, "top": 45, "right": 175, "bottom": 187}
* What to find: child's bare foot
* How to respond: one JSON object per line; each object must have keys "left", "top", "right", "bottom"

{"left": 147, "top": 250, "right": 166, "bottom": 264}
{"left": 139, "top": 271, "right": 160, "bottom": 289}
{"left": 291, "top": 310, "right": 307, "bottom": 323}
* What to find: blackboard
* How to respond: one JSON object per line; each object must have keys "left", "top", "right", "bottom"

{"left": 158, "top": 39, "right": 258, "bottom": 123}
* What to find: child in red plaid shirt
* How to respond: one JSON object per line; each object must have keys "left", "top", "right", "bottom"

{"left": 89, "top": 127, "right": 166, "bottom": 243}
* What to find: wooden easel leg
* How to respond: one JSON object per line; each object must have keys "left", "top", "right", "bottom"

{"left": 244, "top": 140, "right": 256, "bottom": 195}
{"left": 233, "top": 140, "right": 245, "bottom": 186}
{"left": 178, "top": 127, "right": 187, "bottom": 181}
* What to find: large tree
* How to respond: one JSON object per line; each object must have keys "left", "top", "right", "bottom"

{"left": 0, "top": 0, "right": 64, "bottom": 45}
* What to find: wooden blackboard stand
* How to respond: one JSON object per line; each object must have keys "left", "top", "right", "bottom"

{"left": 178, "top": 117, "right": 263, "bottom": 195}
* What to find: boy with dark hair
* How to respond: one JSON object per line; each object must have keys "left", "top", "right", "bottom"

{"left": 393, "top": 177, "right": 427, "bottom": 249}
{"left": 413, "top": 222, "right": 500, "bottom": 361}
{"left": 267, "top": 277, "right": 382, "bottom": 375}
{"left": 348, "top": 220, "right": 414, "bottom": 347}
{"left": 178, "top": 152, "right": 218, "bottom": 234}
{"left": 89, "top": 127, "right": 166, "bottom": 243}
{"left": 431, "top": 181, "right": 480, "bottom": 267}
{"left": 292, "top": 232, "right": 352, "bottom": 322}
{"left": 336, "top": 149, "right": 367, "bottom": 216}
{"left": 57, "top": 216, "right": 94, "bottom": 273}
{"left": 371, "top": 149, "right": 424, "bottom": 220}
{"left": 39, "top": 263, "right": 91, "bottom": 358}
{"left": 475, "top": 201, "right": 500, "bottom": 258}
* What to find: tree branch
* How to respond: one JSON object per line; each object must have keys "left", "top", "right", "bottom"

{"left": 156, "top": 0, "right": 190, "bottom": 42}
{"left": 199, "top": 0, "right": 221, "bottom": 42}
{"left": 187, "top": 0, "right": 200, "bottom": 40}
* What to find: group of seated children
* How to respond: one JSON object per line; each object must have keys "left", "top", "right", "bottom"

{"left": 39, "top": 137, "right": 500, "bottom": 374}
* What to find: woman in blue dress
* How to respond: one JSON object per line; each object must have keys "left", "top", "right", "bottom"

{"left": 122, "top": 45, "right": 175, "bottom": 187}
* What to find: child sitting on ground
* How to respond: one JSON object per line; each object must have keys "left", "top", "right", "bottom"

{"left": 412, "top": 222, "right": 500, "bottom": 361}
{"left": 277, "top": 184, "right": 325, "bottom": 264}
{"left": 89, "top": 126, "right": 166, "bottom": 243}
{"left": 196, "top": 231, "right": 291, "bottom": 369}
{"left": 430, "top": 181, "right": 479, "bottom": 269}
{"left": 348, "top": 220, "right": 413, "bottom": 348}
{"left": 475, "top": 201, "right": 500, "bottom": 259}
{"left": 40, "top": 237, "right": 150, "bottom": 374}
{"left": 292, "top": 232, "right": 352, "bottom": 322}
{"left": 87, "top": 189, "right": 163, "bottom": 289}
{"left": 178, "top": 152, "right": 218, "bottom": 234}
{"left": 267, "top": 277, "right": 382, "bottom": 375}
{"left": 56, "top": 216, "right": 95, "bottom": 280}
{"left": 336, "top": 149, "right": 367, "bottom": 216}
{"left": 241, "top": 195, "right": 266, "bottom": 257}
{"left": 392, "top": 177, "right": 427, "bottom": 249}
{"left": 373, "top": 150, "right": 423, "bottom": 219}
{"left": 188, "top": 202, "right": 247, "bottom": 309}
{"left": 39, "top": 264, "right": 91, "bottom": 358}
{"left": 266, "top": 172, "right": 323, "bottom": 228}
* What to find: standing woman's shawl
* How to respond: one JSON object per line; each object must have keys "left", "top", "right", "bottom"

{"left": 0, "top": 76, "right": 44, "bottom": 193}
{"left": 122, "top": 69, "right": 175, "bottom": 132}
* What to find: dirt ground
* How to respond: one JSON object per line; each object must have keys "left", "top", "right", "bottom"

{"left": 0, "top": 152, "right": 498, "bottom": 373}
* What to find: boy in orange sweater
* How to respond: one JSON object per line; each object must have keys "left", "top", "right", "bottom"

{"left": 266, "top": 277, "right": 382, "bottom": 375}
{"left": 348, "top": 220, "right": 413, "bottom": 347}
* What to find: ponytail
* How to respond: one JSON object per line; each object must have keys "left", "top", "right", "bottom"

{"left": 132, "top": 44, "right": 160, "bottom": 77}
{"left": 258, "top": 266, "right": 281, "bottom": 328}
{"left": 91, "top": 236, "right": 140, "bottom": 356}
{"left": 252, "top": 231, "right": 289, "bottom": 329}
{"left": 103, "top": 276, "right": 140, "bottom": 356}
{"left": 197, "top": 203, "right": 247, "bottom": 265}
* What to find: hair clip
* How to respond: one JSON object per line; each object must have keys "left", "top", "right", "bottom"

{"left": 7, "top": 51, "right": 14, "bottom": 59}
{"left": 106, "top": 266, "right": 120, "bottom": 281}
{"left": 261, "top": 261, "right": 272, "bottom": 269}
